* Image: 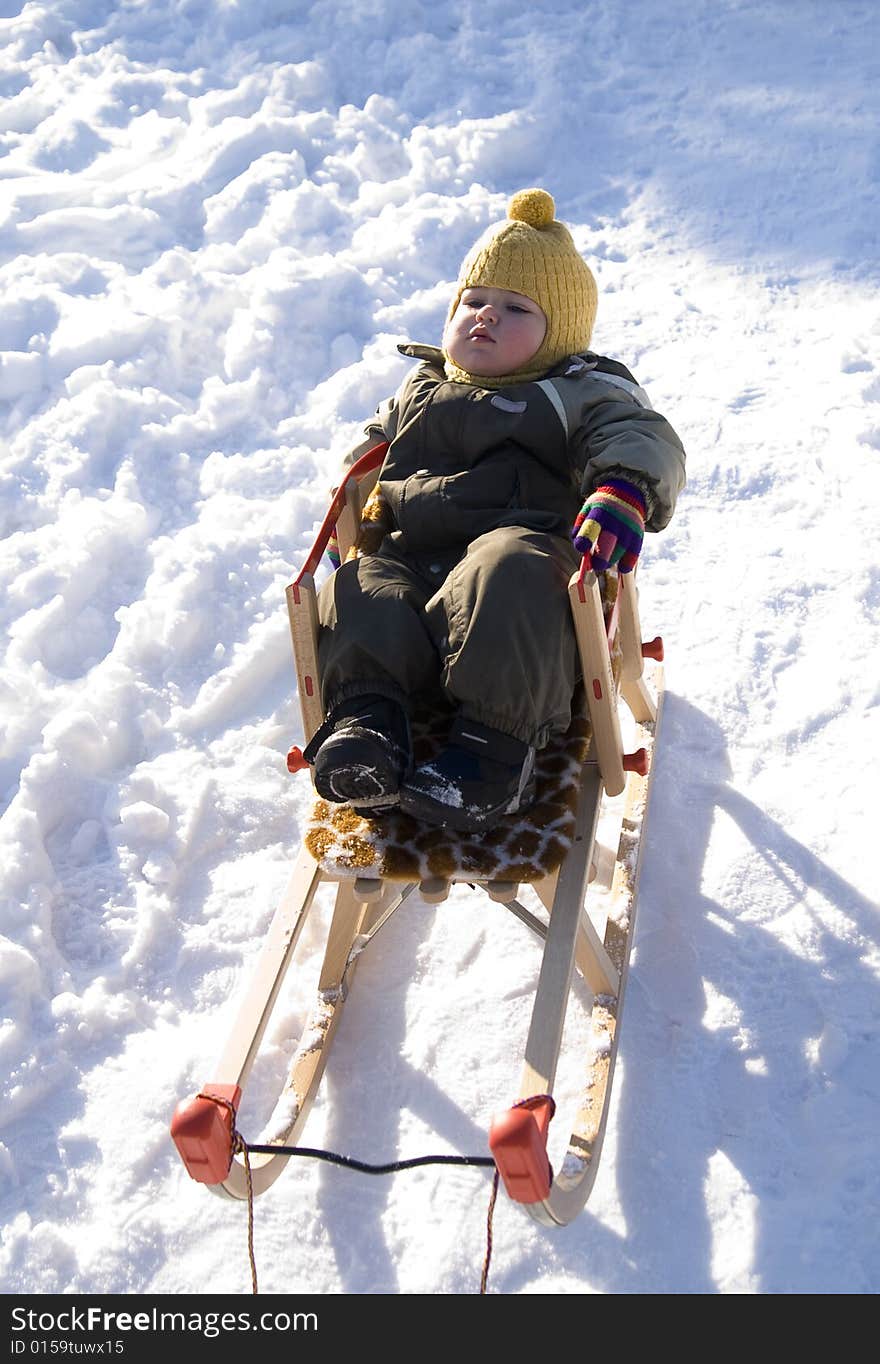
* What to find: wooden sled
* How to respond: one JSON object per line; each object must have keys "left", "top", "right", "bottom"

{"left": 171, "top": 445, "right": 665, "bottom": 1228}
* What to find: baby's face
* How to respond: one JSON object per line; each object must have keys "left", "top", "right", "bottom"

{"left": 444, "top": 286, "right": 547, "bottom": 377}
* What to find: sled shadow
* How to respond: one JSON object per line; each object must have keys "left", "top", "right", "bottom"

{"left": 513, "top": 690, "right": 880, "bottom": 1294}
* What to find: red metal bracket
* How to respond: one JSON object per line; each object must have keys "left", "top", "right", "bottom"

{"left": 488, "top": 1095, "right": 556, "bottom": 1203}
{"left": 170, "top": 1083, "right": 241, "bottom": 1185}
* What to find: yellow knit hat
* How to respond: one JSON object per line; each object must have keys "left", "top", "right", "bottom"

{"left": 445, "top": 188, "right": 598, "bottom": 383}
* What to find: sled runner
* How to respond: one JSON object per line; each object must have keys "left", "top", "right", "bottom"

{"left": 171, "top": 443, "right": 665, "bottom": 1228}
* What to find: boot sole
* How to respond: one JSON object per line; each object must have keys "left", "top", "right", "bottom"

{"left": 398, "top": 774, "right": 536, "bottom": 833}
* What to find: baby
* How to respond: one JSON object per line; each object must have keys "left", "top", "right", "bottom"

{"left": 303, "top": 189, "right": 686, "bottom": 831}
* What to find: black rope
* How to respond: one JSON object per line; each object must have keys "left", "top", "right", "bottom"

{"left": 242, "top": 1143, "right": 496, "bottom": 1175}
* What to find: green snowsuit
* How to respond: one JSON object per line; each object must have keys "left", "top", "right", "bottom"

{"left": 317, "top": 345, "right": 685, "bottom": 746}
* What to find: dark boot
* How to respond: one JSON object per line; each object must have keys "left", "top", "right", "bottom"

{"left": 400, "top": 714, "right": 536, "bottom": 832}
{"left": 304, "top": 695, "right": 411, "bottom": 808}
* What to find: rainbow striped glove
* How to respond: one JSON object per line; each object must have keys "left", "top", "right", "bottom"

{"left": 572, "top": 478, "right": 646, "bottom": 573}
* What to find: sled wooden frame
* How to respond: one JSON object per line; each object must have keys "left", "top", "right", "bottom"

{"left": 171, "top": 443, "right": 664, "bottom": 1226}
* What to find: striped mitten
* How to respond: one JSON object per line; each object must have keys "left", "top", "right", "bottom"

{"left": 572, "top": 478, "right": 646, "bottom": 573}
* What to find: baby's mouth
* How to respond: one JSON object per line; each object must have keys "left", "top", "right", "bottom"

{"left": 469, "top": 329, "right": 494, "bottom": 342}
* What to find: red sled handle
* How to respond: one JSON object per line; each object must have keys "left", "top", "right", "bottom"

{"left": 293, "top": 441, "right": 388, "bottom": 584}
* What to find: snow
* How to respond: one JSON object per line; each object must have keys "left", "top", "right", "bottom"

{"left": 2, "top": 0, "right": 879, "bottom": 1297}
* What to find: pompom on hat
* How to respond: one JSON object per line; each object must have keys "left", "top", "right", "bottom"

{"left": 444, "top": 188, "right": 598, "bottom": 383}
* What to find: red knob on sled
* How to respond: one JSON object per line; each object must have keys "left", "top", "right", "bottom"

{"left": 170, "top": 1083, "right": 241, "bottom": 1184}
{"left": 642, "top": 635, "right": 664, "bottom": 661}
{"left": 287, "top": 745, "right": 309, "bottom": 773}
{"left": 622, "top": 747, "right": 650, "bottom": 776}
{"left": 489, "top": 1096, "right": 555, "bottom": 1203}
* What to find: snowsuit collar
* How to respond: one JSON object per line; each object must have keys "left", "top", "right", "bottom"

{"left": 396, "top": 343, "right": 599, "bottom": 387}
